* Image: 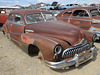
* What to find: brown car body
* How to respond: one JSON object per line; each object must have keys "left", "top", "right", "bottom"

{"left": 57, "top": 7, "right": 100, "bottom": 39}
{"left": 2, "top": 9, "right": 96, "bottom": 69}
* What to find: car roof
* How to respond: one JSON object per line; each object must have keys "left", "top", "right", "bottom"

{"left": 65, "top": 6, "right": 98, "bottom": 11}
{"left": 10, "top": 9, "right": 52, "bottom": 16}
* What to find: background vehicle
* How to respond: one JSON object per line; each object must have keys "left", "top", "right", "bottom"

{"left": 40, "top": 1, "right": 58, "bottom": 10}
{"left": 60, "top": 4, "right": 78, "bottom": 10}
{"left": 57, "top": 7, "right": 100, "bottom": 40}
{"left": 50, "top": 10, "right": 61, "bottom": 16}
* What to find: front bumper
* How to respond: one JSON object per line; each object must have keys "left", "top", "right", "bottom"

{"left": 93, "top": 31, "right": 100, "bottom": 40}
{"left": 96, "top": 33, "right": 100, "bottom": 40}
{"left": 44, "top": 46, "right": 96, "bottom": 69}
{"left": 89, "top": 27, "right": 100, "bottom": 40}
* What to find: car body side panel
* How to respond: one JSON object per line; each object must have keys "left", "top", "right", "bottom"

{"left": 80, "top": 25, "right": 91, "bottom": 30}
{"left": 70, "top": 16, "right": 91, "bottom": 27}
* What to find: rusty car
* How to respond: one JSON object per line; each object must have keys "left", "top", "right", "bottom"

{"left": 57, "top": 7, "right": 100, "bottom": 40}
{"left": 2, "top": 9, "right": 96, "bottom": 69}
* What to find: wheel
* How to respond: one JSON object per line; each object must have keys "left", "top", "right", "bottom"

{"left": 2, "top": 30, "right": 5, "bottom": 35}
{"left": 38, "top": 51, "right": 44, "bottom": 61}
{"left": 28, "top": 45, "right": 39, "bottom": 56}
{"left": 2, "top": 30, "right": 10, "bottom": 39}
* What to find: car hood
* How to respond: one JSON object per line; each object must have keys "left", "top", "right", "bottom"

{"left": 25, "top": 21, "right": 85, "bottom": 46}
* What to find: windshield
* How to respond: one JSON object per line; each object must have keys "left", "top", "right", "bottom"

{"left": 25, "top": 12, "right": 57, "bottom": 24}
{"left": 90, "top": 9, "right": 100, "bottom": 16}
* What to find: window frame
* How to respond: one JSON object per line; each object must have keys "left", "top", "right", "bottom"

{"left": 25, "top": 12, "right": 56, "bottom": 24}
{"left": 8, "top": 14, "right": 14, "bottom": 22}
{"left": 72, "top": 9, "right": 90, "bottom": 18}
{"left": 13, "top": 14, "right": 24, "bottom": 25}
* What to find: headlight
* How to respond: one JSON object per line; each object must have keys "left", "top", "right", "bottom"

{"left": 54, "top": 45, "right": 62, "bottom": 54}
{"left": 92, "top": 19, "right": 100, "bottom": 24}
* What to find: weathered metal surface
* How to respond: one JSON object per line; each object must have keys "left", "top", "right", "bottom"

{"left": 0, "top": 14, "right": 8, "bottom": 24}
{"left": 57, "top": 7, "right": 100, "bottom": 38}
{"left": 2, "top": 9, "right": 95, "bottom": 69}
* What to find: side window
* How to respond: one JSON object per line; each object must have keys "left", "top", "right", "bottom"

{"left": 8, "top": 14, "right": 14, "bottom": 22}
{"left": 73, "top": 10, "right": 89, "bottom": 17}
{"left": 14, "top": 14, "right": 24, "bottom": 24}
{"left": 63, "top": 10, "right": 72, "bottom": 16}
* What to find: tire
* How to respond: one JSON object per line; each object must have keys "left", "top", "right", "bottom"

{"left": 2, "top": 30, "right": 5, "bottom": 35}
{"left": 0, "top": 23, "right": 3, "bottom": 27}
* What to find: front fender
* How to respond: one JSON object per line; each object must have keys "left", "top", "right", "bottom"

{"left": 21, "top": 33, "right": 70, "bottom": 61}
{"left": 84, "top": 30, "right": 95, "bottom": 42}
{"left": 21, "top": 33, "right": 59, "bottom": 61}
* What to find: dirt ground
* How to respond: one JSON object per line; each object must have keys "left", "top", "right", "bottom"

{"left": 0, "top": 31, "right": 100, "bottom": 75}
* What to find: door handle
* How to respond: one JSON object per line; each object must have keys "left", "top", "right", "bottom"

{"left": 25, "top": 30, "right": 34, "bottom": 33}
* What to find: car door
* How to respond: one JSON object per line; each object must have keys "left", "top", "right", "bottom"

{"left": 70, "top": 10, "right": 91, "bottom": 27}
{"left": 5, "top": 14, "right": 14, "bottom": 33}
{"left": 10, "top": 14, "right": 25, "bottom": 43}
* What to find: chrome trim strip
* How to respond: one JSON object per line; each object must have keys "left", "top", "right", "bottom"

{"left": 70, "top": 18, "right": 91, "bottom": 21}
{"left": 30, "top": 34, "right": 58, "bottom": 44}
{"left": 11, "top": 37, "right": 22, "bottom": 45}
{"left": 25, "top": 30, "right": 34, "bottom": 33}
{"left": 13, "top": 22, "right": 25, "bottom": 26}
{"left": 57, "top": 18, "right": 91, "bottom": 22}
{"left": 57, "top": 18, "right": 69, "bottom": 20}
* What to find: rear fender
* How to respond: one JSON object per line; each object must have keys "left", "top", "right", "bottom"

{"left": 2, "top": 23, "right": 9, "bottom": 34}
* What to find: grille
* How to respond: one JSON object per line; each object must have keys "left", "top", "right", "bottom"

{"left": 62, "top": 43, "right": 90, "bottom": 58}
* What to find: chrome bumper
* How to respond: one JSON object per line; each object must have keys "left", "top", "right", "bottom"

{"left": 93, "top": 31, "right": 100, "bottom": 40}
{"left": 96, "top": 34, "right": 100, "bottom": 40}
{"left": 44, "top": 46, "right": 96, "bottom": 69}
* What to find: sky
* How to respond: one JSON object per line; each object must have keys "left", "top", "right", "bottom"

{"left": 0, "top": 0, "right": 100, "bottom": 6}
